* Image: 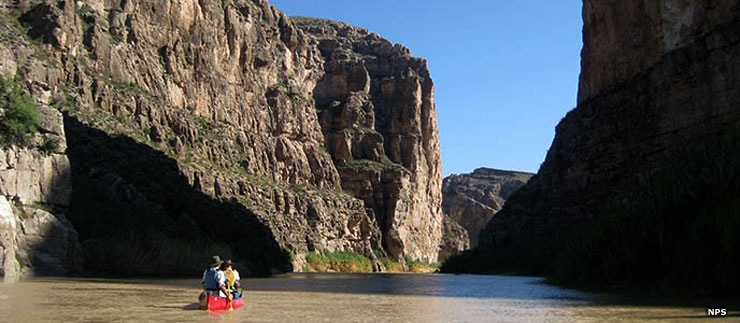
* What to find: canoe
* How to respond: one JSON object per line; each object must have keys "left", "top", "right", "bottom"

{"left": 206, "top": 295, "right": 244, "bottom": 311}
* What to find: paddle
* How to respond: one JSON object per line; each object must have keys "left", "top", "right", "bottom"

{"left": 227, "top": 290, "right": 234, "bottom": 311}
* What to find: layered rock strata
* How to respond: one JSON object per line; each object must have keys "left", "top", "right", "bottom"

{"left": 0, "top": 0, "right": 443, "bottom": 275}
{"left": 295, "top": 18, "right": 444, "bottom": 263}
{"left": 442, "top": 168, "right": 532, "bottom": 247}
{"left": 480, "top": 0, "right": 740, "bottom": 251}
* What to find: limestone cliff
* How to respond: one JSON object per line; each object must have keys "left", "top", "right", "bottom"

{"left": 0, "top": 41, "right": 83, "bottom": 277}
{"left": 479, "top": 0, "right": 740, "bottom": 258}
{"left": 0, "top": 0, "right": 443, "bottom": 276}
{"left": 442, "top": 168, "right": 532, "bottom": 247}
{"left": 294, "top": 18, "right": 444, "bottom": 263}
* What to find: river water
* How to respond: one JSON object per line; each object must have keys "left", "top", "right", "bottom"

{"left": 0, "top": 273, "right": 735, "bottom": 322}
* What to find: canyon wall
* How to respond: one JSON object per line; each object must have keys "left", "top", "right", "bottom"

{"left": 295, "top": 18, "right": 443, "bottom": 263}
{"left": 442, "top": 168, "right": 532, "bottom": 247}
{"left": 479, "top": 0, "right": 740, "bottom": 253}
{"left": 0, "top": 23, "right": 83, "bottom": 278}
{"left": 0, "top": 0, "right": 443, "bottom": 276}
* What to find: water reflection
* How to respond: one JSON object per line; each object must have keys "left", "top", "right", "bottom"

{"left": 246, "top": 273, "right": 595, "bottom": 301}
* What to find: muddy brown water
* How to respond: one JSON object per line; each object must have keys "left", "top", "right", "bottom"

{"left": 0, "top": 273, "right": 736, "bottom": 322}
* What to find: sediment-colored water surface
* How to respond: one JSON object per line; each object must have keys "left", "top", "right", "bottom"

{"left": 0, "top": 273, "right": 734, "bottom": 322}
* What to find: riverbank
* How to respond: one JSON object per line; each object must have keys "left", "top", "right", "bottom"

{"left": 303, "top": 251, "right": 441, "bottom": 273}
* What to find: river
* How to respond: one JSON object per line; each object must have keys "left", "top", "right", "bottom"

{"left": 0, "top": 273, "right": 735, "bottom": 322}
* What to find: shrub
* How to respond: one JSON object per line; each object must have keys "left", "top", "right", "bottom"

{"left": 405, "top": 257, "right": 441, "bottom": 273}
{"left": 0, "top": 75, "right": 39, "bottom": 146}
{"left": 40, "top": 136, "right": 60, "bottom": 153}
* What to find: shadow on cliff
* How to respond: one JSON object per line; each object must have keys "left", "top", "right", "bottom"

{"left": 443, "top": 130, "right": 740, "bottom": 298}
{"left": 63, "top": 115, "right": 292, "bottom": 277}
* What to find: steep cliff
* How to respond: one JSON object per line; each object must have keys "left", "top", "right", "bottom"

{"left": 442, "top": 168, "right": 532, "bottom": 247}
{"left": 0, "top": 0, "right": 442, "bottom": 276}
{"left": 459, "top": 0, "right": 740, "bottom": 293}
{"left": 481, "top": 0, "right": 740, "bottom": 250}
{"left": 294, "top": 18, "right": 444, "bottom": 263}
{"left": 0, "top": 27, "right": 83, "bottom": 278}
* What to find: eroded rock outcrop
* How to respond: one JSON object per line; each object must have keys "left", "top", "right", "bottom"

{"left": 0, "top": 78, "right": 83, "bottom": 277}
{"left": 442, "top": 168, "right": 532, "bottom": 247}
{"left": 479, "top": 0, "right": 740, "bottom": 254}
{"left": 295, "top": 18, "right": 444, "bottom": 263}
{"left": 0, "top": 0, "right": 443, "bottom": 275}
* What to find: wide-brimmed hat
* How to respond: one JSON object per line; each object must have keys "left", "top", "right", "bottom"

{"left": 211, "top": 255, "right": 224, "bottom": 267}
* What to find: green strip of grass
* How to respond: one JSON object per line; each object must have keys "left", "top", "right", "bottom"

{"left": 304, "top": 250, "right": 373, "bottom": 272}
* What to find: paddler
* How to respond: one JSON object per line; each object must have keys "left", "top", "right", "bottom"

{"left": 222, "top": 259, "right": 242, "bottom": 298}
{"left": 199, "top": 256, "right": 232, "bottom": 309}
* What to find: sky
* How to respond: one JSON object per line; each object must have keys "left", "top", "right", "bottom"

{"left": 271, "top": 0, "right": 584, "bottom": 175}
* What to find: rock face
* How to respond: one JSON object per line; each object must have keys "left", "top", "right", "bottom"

{"left": 0, "top": 84, "right": 83, "bottom": 277}
{"left": 437, "top": 215, "right": 468, "bottom": 262}
{"left": 0, "top": 0, "right": 443, "bottom": 275}
{"left": 442, "top": 168, "right": 532, "bottom": 247}
{"left": 294, "top": 18, "right": 444, "bottom": 263}
{"left": 480, "top": 0, "right": 740, "bottom": 251}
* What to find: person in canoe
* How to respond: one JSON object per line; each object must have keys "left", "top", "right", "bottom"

{"left": 199, "top": 256, "right": 232, "bottom": 309}
{"left": 222, "top": 259, "right": 242, "bottom": 299}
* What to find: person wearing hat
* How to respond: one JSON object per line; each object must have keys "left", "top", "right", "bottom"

{"left": 221, "top": 259, "right": 242, "bottom": 298}
{"left": 199, "top": 256, "right": 232, "bottom": 309}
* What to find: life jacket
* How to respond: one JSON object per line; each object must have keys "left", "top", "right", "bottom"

{"left": 224, "top": 269, "right": 235, "bottom": 291}
{"left": 204, "top": 268, "right": 220, "bottom": 290}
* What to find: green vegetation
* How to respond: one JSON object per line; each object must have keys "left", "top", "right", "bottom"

{"left": 0, "top": 75, "right": 39, "bottom": 147}
{"left": 110, "top": 80, "right": 152, "bottom": 98}
{"left": 551, "top": 133, "right": 740, "bottom": 296}
{"left": 373, "top": 249, "right": 403, "bottom": 272}
{"left": 304, "top": 251, "right": 373, "bottom": 272}
{"left": 40, "top": 136, "right": 60, "bottom": 153}
{"left": 406, "top": 257, "right": 441, "bottom": 273}
{"left": 443, "top": 133, "right": 740, "bottom": 297}
{"left": 370, "top": 249, "right": 440, "bottom": 273}
{"left": 110, "top": 31, "right": 123, "bottom": 44}
{"left": 343, "top": 158, "right": 407, "bottom": 173}
{"left": 378, "top": 257, "right": 405, "bottom": 272}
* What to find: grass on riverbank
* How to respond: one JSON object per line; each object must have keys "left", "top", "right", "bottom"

{"left": 303, "top": 251, "right": 441, "bottom": 273}
{"left": 304, "top": 251, "right": 373, "bottom": 272}
{"left": 406, "top": 258, "right": 441, "bottom": 273}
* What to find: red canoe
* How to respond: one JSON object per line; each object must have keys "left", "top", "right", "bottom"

{"left": 206, "top": 295, "right": 244, "bottom": 311}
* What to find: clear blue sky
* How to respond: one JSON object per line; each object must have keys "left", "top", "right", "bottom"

{"left": 271, "top": 1, "right": 584, "bottom": 175}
